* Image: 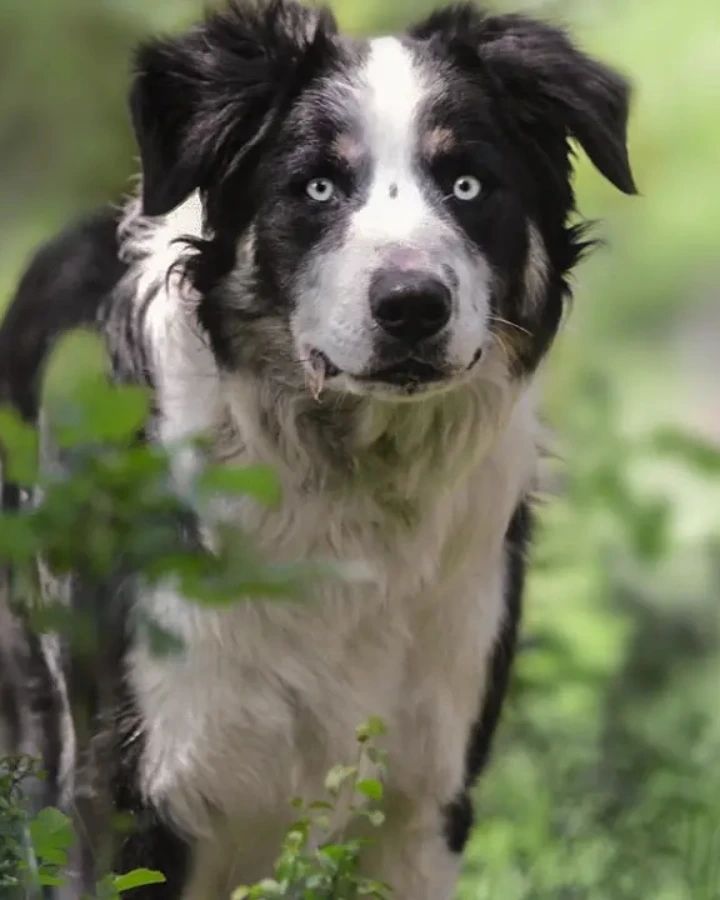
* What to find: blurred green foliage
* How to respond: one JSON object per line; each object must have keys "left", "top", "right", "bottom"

{"left": 1, "top": 0, "right": 719, "bottom": 898}
{"left": 0, "top": 754, "right": 165, "bottom": 896}
{"left": 0, "top": 333, "right": 327, "bottom": 622}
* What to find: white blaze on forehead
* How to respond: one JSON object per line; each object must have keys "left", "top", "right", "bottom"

{"left": 360, "top": 37, "right": 426, "bottom": 164}
{"left": 351, "top": 37, "right": 432, "bottom": 244}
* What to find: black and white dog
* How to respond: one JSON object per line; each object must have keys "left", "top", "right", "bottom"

{"left": 0, "top": 1, "right": 635, "bottom": 896}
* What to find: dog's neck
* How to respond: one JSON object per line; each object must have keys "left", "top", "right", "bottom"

{"left": 140, "top": 288, "right": 522, "bottom": 510}
{"left": 217, "top": 360, "right": 520, "bottom": 507}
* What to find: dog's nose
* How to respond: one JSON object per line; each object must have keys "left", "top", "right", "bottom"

{"left": 369, "top": 270, "right": 451, "bottom": 342}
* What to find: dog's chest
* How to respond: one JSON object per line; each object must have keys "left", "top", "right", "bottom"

{"left": 127, "top": 476, "right": 507, "bottom": 839}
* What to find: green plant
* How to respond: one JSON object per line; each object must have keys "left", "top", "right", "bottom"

{"left": 0, "top": 334, "right": 339, "bottom": 670}
{"left": 0, "top": 756, "right": 40, "bottom": 891}
{"left": 0, "top": 756, "right": 165, "bottom": 898}
{"left": 233, "top": 717, "right": 392, "bottom": 900}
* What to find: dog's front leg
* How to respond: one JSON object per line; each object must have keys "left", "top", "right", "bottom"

{"left": 359, "top": 800, "right": 462, "bottom": 900}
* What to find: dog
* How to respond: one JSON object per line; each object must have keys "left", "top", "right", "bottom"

{"left": 0, "top": 1, "right": 636, "bottom": 896}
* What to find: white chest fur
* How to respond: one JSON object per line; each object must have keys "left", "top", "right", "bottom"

{"left": 128, "top": 391, "right": 536, "bottom": 837}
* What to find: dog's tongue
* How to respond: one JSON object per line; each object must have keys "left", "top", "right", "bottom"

{"left": 306, "top": 349, "right": 327, "bottom": 401}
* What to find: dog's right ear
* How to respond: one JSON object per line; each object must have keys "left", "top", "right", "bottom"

{"left": 130, "top": 0, "right": 337, "bottom": 218}
{"left": 411, "top": 5, "right": 636, "bottom": 196}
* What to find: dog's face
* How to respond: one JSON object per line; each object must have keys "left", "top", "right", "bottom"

{"left": 131, "top": 1, "right": 635, "bottom": 400}
{"left": 260, "top": 38, "right": 501, "bottom": 399}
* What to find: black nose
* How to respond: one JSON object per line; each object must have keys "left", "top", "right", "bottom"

{"left": 369, "top": 269, "right": 452, "bottom": 342}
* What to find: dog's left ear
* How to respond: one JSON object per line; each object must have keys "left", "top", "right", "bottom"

{"left": 130, "top": 0, "right": 337, "bottom": 218}
{"left": 411, "top": 5, "right": 637, "bottom": 195}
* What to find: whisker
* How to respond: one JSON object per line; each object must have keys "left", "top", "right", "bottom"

{"left": 491, "top": 331, "right": 515, "bottom": 367}
{"left": 489, "top": 315, "right": 533, "bottom": 338}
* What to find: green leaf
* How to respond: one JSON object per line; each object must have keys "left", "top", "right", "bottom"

{"left": 630, "top": 498, "right": 671, "bottom": 561}
{"left": 311, "top": 813, "right": 331, "bottom": 831}
{"left": 324, "top": 764, "right": 357, "bottom": 795}
{"left": 365, "top": 746, "right": 388, "bottom": 768}
{"left": 355, "top": 778, "right": 383, "bottom": 802}
{"left": 357, "top": 879, "right": 393, "bottom": 897}
{"left": 0, "top": 515, "right": 40, "bottom": 563}
{"left": 95, "top": 873, "right": 121, "bottom": 900}
{"left": 135, "top": 611, "right": 185, "bottom": 657}
{"left": 284, "top": 825, "right": 307, "bottom": 848}
{"left": 365, "top": 809, "right": 386, "bottom": 828}
{"left": 198, "top": 463, "right": 282, "bottom": 506}
{"left": 356, "top": 716, "right": 386, "bottom": 743}
{"left": 42, "top": 331, "right": 107, "bottom": 401}
{"left": 318, "top": 843, "right": 352, "bottom": 864}
{"left": 653, "top": 427, "right": 720, "bottom": 474}
{"left": 29, "top": 807, "right": 74, "bottom": 863}
{"left": 36, "top": 847, "right": 67, "bottom": 865}
{"left": 38, "top": 871, "right": 65, "bottom": 887}
{"left": 0, "top": 407, "right": 38, "bottom": 483}
{"left": 112, "top": 868, "right": 167, "bottom": 892}
{"left": 252, "top": 878, "right": 284, "bottom": 896}
{"left": 52, "top": 381, "right": 150, "bottom": 448}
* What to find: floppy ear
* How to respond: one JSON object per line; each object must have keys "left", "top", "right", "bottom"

{"left": 411, "top": 5, "right": 636, "bottom": 195}
{"left": 130, "top": 0, "right": 337, "bottom": 217}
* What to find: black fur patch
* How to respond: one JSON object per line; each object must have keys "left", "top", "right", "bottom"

{"left": 108, "top": 690, "right": 191, "bottom": 898}
{"left": 114, "top": 814, "right": 191, "bottom": 899}
{"left": 57, "top": 576, "right": 192, "bottom": 895}
{"left": 443, "top": 499, "right": 532, "bottom": 853}
{"left": 130, "top": 0, "right": 339, "bottom": 222}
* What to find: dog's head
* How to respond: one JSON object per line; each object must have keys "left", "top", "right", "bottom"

{"left": 131, "top": 0, "right": 635, "bottom": 400}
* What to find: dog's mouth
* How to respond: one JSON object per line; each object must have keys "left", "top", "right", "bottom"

{"left": 308, "top": 348, "right": 445, "bottom": 385}
{"left": 308, "top": 349, "right": 342, "bottom": 380}
{"left": 304, "top": 348, "right": 480, "bottom": 398}
{"left": 356, "top": 358, "right": 446, "bottom": 385}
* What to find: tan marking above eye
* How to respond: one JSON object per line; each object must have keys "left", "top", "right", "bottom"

{"left": 422, "top": 126, "right": 456, "bottom": 158}
{"left": 333, "top": 133, "right": 364, "bottom": 165}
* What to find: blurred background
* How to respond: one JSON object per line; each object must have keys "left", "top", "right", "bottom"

{"left": 1, "top": 0, "right": 719, "bottom": 897}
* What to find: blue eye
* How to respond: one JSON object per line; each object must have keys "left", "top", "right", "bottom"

{"left": 306, "top": 177, "right": 335, "bottom": 202}
{"left": 453, "top": 175, "right": 482, "bottom": 201}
